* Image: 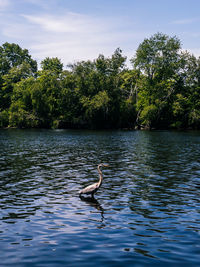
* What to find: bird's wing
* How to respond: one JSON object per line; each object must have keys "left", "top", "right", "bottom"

{"left": 79, "top": 183, "right": 98, "bottom": 194}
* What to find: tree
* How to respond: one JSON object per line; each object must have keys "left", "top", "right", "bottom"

{"left": 119, "top": 69, "right": 139, "bottom": 128}
{"left": 132, "top": 32, "right": 181, "bottom": 81}
{"left": 9, "top": 77, "right": 39, "bottom": 128}
{"left": 30, "top": 71, "right": 62, "bottom": 127}
{"left": 57, "top": 71, "right": 82, "bottom": 128}
{"left": 0, "top": 42, "right": 37, "bottom": 75}
{"left": 68, "top": 48, "right": 127, "bottom": 128}
{"left": 0, "top": 43, "right": 37, "bottom": 113}
{"left": 0, "top": 62, "right": 37, "bottom": 110}
{"left": 100, "top": 48, "right": 127, "bottom": 127}
{"left": 172, "top": 52, "right": 200, "bottom": 128}
{"left": 131, "top": 33, "right": 182, "bottom": 128}
{"left": 9, "top": 69, "right": 63, "bottom": 128}
{"left": 41, "top": 57, "right": 63, "bottom": 75}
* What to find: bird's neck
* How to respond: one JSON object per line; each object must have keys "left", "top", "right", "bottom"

{"left": 97, "top": 166, "right": 103, "bottom": 186}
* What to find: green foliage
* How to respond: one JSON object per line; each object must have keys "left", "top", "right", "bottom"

{"left": 132, "top": 32, "right": 181, "bottom": 81}
{"left": 41, "top": 57, "right": 63, "bottom": 75}
{"left": 132, "top": 33, "right": 189, "bottom": 129}
{"left": 0, "top": 36, "right": 200, "bottom": 130}
{"left": 140, "top": 104, "right": 158, "bottom": 128}
{"left": 0, "top": 43, "right": 37, "bottom": 112}
{"left": 9, "top": 105, "right": 39, "bottom": 128}
{"left": 67, "top": 49, "right": 127, "bottom": 128}
{"left": 0, "top": 42, "right": 37, "bottom": 75}
{"left": 189, "top": 109, "right": 200, "bottom": 128}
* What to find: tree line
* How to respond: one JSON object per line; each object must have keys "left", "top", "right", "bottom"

{"left": 0, "top": 33, "right": 200, "bottom": 130}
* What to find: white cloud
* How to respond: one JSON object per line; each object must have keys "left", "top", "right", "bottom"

{"left": 22, "top": 13, "right": 95, "bottom": 34}
{"left": 1, "top": 11, "right": 141, "bottom": 65}
{"left": 22, "top": 13, "right": 120, "bottom": 63}
{"left": 0, "top": 5, "right": 151, "bottom": 67}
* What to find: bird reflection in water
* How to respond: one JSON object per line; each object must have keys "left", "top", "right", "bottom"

{"left": 79, "top": 195, "right": 105, "bottom": 225}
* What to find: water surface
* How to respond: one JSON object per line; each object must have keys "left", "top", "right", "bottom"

{"left": 0, "top": 129, "right": 200, "bottom": 266}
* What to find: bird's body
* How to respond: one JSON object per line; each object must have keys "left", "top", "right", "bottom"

{"left": 79, "top": 163, "right": 109, "bottom": 198}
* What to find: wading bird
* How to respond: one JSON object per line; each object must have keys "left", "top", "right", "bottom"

{"left": 79, "top": 163, "right": 109, "bottom": 198}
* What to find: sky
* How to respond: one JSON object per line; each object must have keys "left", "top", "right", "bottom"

{"left": 0, "top": 0, "right": 200, "bottom": 67}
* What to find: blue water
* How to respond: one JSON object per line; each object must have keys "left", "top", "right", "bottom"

{"left": 0, "top": 129, "right": 200, "bottom": 266}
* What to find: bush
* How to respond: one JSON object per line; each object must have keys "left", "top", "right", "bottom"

{"left": 9, "top": 109, "right": 40, "bottom": 128}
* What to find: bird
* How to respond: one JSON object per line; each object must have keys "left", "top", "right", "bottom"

{"left": 79, "top": 163, "right": 109, "bottom": 198}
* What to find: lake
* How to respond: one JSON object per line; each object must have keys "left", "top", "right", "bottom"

{"left": 0, "top": 129, "right": 200, "bottom": 266}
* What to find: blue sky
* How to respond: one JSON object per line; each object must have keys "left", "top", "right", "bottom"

{"left": 0, "top": 0, "right": 200, "bottom": 67}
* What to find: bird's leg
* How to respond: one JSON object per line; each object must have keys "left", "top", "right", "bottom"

{"left": 91, "top": 193, "right": 94, "bottom": 199}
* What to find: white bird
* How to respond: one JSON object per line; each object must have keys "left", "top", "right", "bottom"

{"left": 79, "top": 163, "right": 109, "bottom": 198}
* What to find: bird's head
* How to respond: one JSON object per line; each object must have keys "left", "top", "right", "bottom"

{"left": 98, "top": 163, "right": 109, "bottom": 168}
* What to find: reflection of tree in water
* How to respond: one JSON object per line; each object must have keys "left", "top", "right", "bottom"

{"left": 79, "top": 195, "right": 105, "bottom": 226}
